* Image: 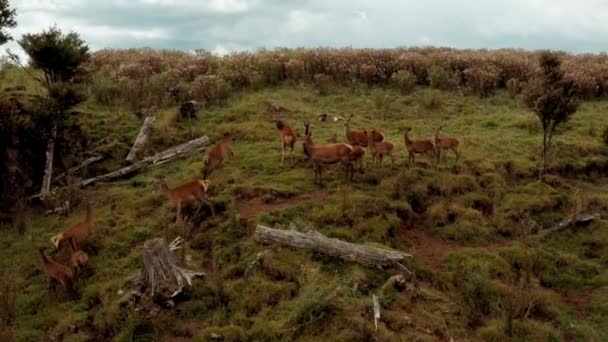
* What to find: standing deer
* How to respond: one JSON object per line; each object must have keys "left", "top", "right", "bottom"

{"left": 51, "top": 202, "right": 94, "bottom": 249}
{"left": 39, "top": 248, "right": 75, "bottom": 298}
{"left": 344, "top": 114, "right": 384, "bottom": 147}
{"left": 303, "top": 123, "right": 354, "bottom": 184}
{"left": 271, "top": 114, "right": 297, "bottom": 166}
{"left": 403, "top": 127, "right": 436, "bottom": 165}
{"left": 203, "top": 132, "right": 236, "bottom": 178}
{"left": 159, "top": 178, "right": 214, "bottom": 224}
{"left": 435, "top": 126, "right": 460, "bottom": 163}
{"left": 367, "top": 131, "right": 395, "bottom": 168}
{"left": 328, "top": 133, "right": 366, "bottom": 173}
{"left": 59, "top": 237, "right": 89, "bottom": 273}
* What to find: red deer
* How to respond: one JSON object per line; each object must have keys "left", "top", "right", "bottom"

{"left": 328, "top": 133, "right": 366, "bottom": 173}
{"left": 51, "top": 202, "right": 94, "bottom": 249}
{"left": 367, "top": 131, "right": 395, "bottom": 168}
{"left": 302, "top": 123, "right": 354, "bottom": 184}
{"left": 343, "top": 114, "right": 383, "bottom": 147}
{"left": 271, "top": 114, "right": 296, "bottom": 166}
{"left": 403, "top": 127, "right": 436, "bottom": 165}
{"left": 203, "top": 132, "right": 236, "bottom": 178}
{"left": 39, "top": 248, "right": 74, "bottom": 297}
{"left": 59, "top": 237, "right": 88, "bottom": 273}
{"left": 435, "top": 126, "right": 460, "bottom": 163}
{"left": 159, "top": 178, "right": 214, "bottom": 223}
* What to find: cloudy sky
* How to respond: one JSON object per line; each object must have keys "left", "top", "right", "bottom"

{"left": 2, "top": 0, "right": 608, "bottom": 56}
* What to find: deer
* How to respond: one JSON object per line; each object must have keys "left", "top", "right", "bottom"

{"left": 58, "top": 237, "right": 89, "bottom": 273}
{"left": 343, "top": 114, "right": 384, "bottom": 147}
{"left": 203, "top": 132, "right": 236, "bottom": 178}
{"left": 403, "top": 127, "right": 437, "bottom": 166}
{"left": 39, "top": 248, "right": 75, "bottom": 298}
{"left": 271, "top": 114, "right": 297, "bottom": 166}
{"left": 328, "top": 133, "right": 366, "bottom": 173}
{"left": 367, "top": 131, "right": 396, "bottom": 168}
{"left": 159, "top": 177, "right": 214, "bottom": 224}
{"left": 302, "top": 122, "right": 354, "bottom": 184}
{"left": 435, "top": 126, "right": 460, "bottom": 163}
{"left": 51, "top": 202, "right": 94, "bottom": 249}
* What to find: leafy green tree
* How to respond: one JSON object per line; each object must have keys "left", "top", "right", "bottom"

{"left": 0, "top": 0, "right": 16, "bottom": 45}
{"left": 523, "top": 52, "right": 579, "bottom": 181}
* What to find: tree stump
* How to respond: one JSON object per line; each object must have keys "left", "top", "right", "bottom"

{"left": 132, "top": 237, "right": 205, "bottom": 300}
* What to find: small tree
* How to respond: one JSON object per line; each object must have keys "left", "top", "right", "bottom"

{"left": 18, "top": 26, "right": 90, "bottom": 197}
{"left": 0, "top": 0, "right": 16, "bottom": 45}
{"left": 523, "top": 52, "right": 579, "bottom": 181}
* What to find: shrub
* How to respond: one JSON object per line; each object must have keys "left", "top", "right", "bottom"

{"left": 506, "top": 78, "right": 522, "bottom": 98}
{"left": 191, "top": 74, "right": 232, "bottom": 108}
{"left": 418, "top": 88, "right": 443, "bottom": 110}
{"left": 427, "top": 65, "right": 450, "bottom": 90}
{"left": 285, "top": 58, "right": 307, "bottom": 82}
{"left": 390, "top": 70, "right": 417, "bottom": 94}
{"left": 601, "top": 125, "right": 608, "bottom": 145}
{"left": 313, "top": 73, "right": 331, "bottom": 95}
{"left": 464, "top": 64, "right": 499, "bottom": 97}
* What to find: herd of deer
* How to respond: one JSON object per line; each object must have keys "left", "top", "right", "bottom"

{"left": 39, "top": 111, "right": 459, "bottom": 298}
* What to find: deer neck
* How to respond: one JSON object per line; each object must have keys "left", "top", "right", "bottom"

{"left": 404, "top": 133, "right": 412, "bottom": 147}
{"left": 275, "top": 120, "right": 285, "bottom": 131}
{"left": 39, "top": 249, "right": 49, "bottom": 264}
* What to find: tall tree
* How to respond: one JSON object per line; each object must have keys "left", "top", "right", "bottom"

{"left": 523, "top": 52, "right": 579, "bottom": 181}
{"left": 0, "top": 0, "right": 16, "bottom": 45}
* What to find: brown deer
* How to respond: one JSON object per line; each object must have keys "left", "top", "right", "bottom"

{"left": 203, "top": 132, "right": 236, "bottom": 178}
{"left": 159, "top": 178, "right": 214, "bottom": 223}
{"left": 435, "top": 126, "right": 460, "bottom": 163}
{"left": 39, "top": 248, "right": 74, "bottom": 297}
{"left": 271, "top": 114, "right": 297, "bottom": 166}
{"left": 60, "top": 237, "right": 88, "bottom": 273}
{"left": 367, "top": 131, "right": 395, "bottom": 168}
{"left": 51, "top": 202, "right": 94, "bottom": 249}
{"left": 403, "top": 127, "right": 436, "bottom": 165}
{"left": 303, "top": 123, "right": 354, "bottom": 184}
{"left": 328, "top": 133, "right": 366, "bottom": 172}
{"left": 344, "top": 114, "right": 384, "bottom": 147}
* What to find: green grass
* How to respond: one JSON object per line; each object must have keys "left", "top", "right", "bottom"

{"left": 1, "top": 68, "right": 608, "bottom": 340}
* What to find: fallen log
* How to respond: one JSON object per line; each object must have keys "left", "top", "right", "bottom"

{"left": 39, "top": 124, "right": 57, "bottom": 198}
{"left": 372, "top": 294, "right": 381, "bottom": 331}
{"left": 538, "top": 213, "right": 600, "bottom": 238}
{"left": 254, "top": 225, "right": 412, "bottom": 269}
{"left": 54, "top": 155, "right": 104, "bottom": 184}
{"left": 80, "top": 135, "right": 209, "bottom": 187}
{"left": 126, "top": 116, "right": 156, "bottom": 162}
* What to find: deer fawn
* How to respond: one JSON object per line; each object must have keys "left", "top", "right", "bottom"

{"left": 271, "top": 114, "right": 297, "bottom": 166}
{"left": 328, "top": 133, "right": 366, "bottom": 173}
{"left": 203, "top": 132, "right": 236, "bottom": 178}
{"left": 303, "top": 123, "right": 354, "bottom": 184}
{"left": 367, "top": 131, "right": 395, "bottom": 168}
{"left": 39, "top": 248, "right": 75, "bottom": 298}
{"left": 159, "top": 177, "right": 214, "bottom": 224}
{"left": 344, "top": 114, "right": 384, "bottom": 147}
{"left": 403, "top": 127, "right": 436, "bottom": 165}
{"left": 435, "top": 126, "right": 460, "bottom": 163}
{"left": 51, "top": 202, "right": 94, "bottom": 249}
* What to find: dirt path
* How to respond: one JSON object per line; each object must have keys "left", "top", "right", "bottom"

{"left": 236, "top": 187, "right": 328, "bottom": 220}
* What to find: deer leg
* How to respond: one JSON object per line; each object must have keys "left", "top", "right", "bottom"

{"left": 176, "top": 201, "right": 182, "bottom": 224}
{"left": 203, "top": 198, "right": 215, "bottom": 217}
{"left": 281, "top": 142, "right": 286, "bottom": 165}
{"left": 452, "top": 147, "right": 460, "bottom": 163}
{"left": 49, "top": 277, "right": 56, "bottom": 296}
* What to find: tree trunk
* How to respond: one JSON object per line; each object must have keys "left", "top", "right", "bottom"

{"left": 254, "top": 224, "right": 412, "bottom": 268}
{"left": 80, "top": 135, "right": 209, "bottom": 187}
{"left": 133, "top": 237, "right": 205, "bottom": 298}
{"left": 40, "top": 124, "right": 57, "bottom": 198}
{"left": 53, "top": 155, "right": 104, "bottom": 184}
{"left": 126, "top": 116, "right": 156, "bottom": 162}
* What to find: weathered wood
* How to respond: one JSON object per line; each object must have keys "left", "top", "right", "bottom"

{"left": 54, "top": 155, "right": 104, "bottom": 184}
{"left": 132, "top": 237, "right": 205, "bottom": 298}
{"left": 539, "top": 213, "right": 600, "bottom": 238}
{"left": 126, "top": 116, "right": 156, "bottom": 162}
{"left": 254, "top": 224, "right": 412, "bottom": 268}
{"left": 373, "top": 294, "right": 381, "bottom": 331}
{"left": 80, "top": 135, "right": 209, "bottom": 187}
{"left": 40, "top": 124, "right": 57, "bottom": 198}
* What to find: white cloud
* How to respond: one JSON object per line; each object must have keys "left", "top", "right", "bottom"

{"left": 137, "top": 0, "right": 255, "bottom": 12}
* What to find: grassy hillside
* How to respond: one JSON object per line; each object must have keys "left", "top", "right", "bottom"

{"left": 1, "top": 68, "right": 608, "bottom": 341}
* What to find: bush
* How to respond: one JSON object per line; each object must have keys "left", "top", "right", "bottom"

{"left": 419, "top": 88, "right": 443, "bottom": 110}
{"left": 601, "top": 125, "right": 608, "bottom": 145}
{"left": 506, "top": 78, "right": 522, "bottom": 98}
{"left": 390, "top": 70, "right": 417, "bottom": 94}
{"left": 191, "top": 74, "right": 232, "bottom": 108}
{"left": 313, "top": 73, "right": 331, "bottom": 95}
{"left": 427, "top": 65, "right": 450, "bottom": 90}
{"left": 464, "top": 64, "right": 499, "bottom": 97}
{"left": 285, "top": 58, "right": 307, "bottom": 82}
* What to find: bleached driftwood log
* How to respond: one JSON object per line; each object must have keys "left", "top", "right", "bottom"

{"left": 254, "top": 225, "right": 412, "bottom": 269}
{"left": 40, "top": 124, "right": 57, "bottom": 198}
{"left": 54, "top": 155, "right": 104, "bottom": 184}
{"left": 80, "top": 135, "right": 209, "bottom": 187}
{"left": 126, "top": 116, "right": 156, "bottom": 162}
{"left": 539, "top": 213, "right": 600, "bottom": 238}
{"left": 373, "top": 294, "right": 381, "bottom": 331}
{"left": 131, "top": 237, "right": 205, "bottom": 298}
